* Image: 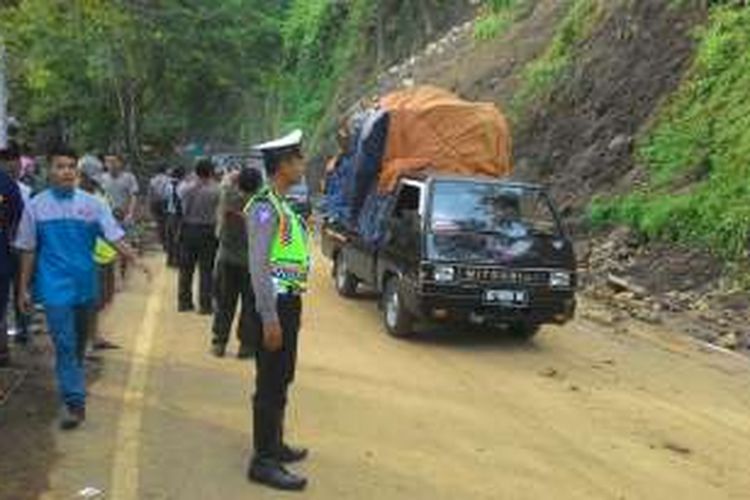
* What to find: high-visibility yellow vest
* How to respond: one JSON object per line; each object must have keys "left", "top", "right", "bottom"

{"left": 94, "top": 192, "right": 118, "bottom": 265}
{"left": 246, "top": 187, "right": 310, "bottom": 293}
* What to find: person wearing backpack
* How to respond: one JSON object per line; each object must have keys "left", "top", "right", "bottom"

{"left": 164, "top": 166, "right": 185, "bottom": 268}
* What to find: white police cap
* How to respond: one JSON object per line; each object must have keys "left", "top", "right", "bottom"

{"left": 253, "top": 129, "right": 303, "bottom": 154}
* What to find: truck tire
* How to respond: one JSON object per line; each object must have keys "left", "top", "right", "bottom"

{"left": 508, "top": 320, "right": 541, "bottom": 341}
{"left": 382, "top": 277, "right": 415, "bottom": 338}
{"left": 334, "top": 253, "right": 358, "bottom": 297}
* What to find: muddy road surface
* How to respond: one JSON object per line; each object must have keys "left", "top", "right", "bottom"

{"left": 5, "top": 252, "right": 749, "bottom": 500}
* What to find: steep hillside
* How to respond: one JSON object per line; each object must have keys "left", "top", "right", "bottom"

{"left": 307, "top": 0, "right": 750, "bottom": 350}
{"left": 590, "top": 5, "right": 750, "bottom": 259}
{"left": 274, "top": 0, "right": 478, "bottom": 151}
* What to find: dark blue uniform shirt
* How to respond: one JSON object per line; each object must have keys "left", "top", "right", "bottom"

{"left": 0, "top": 169, "right": 23, "bottom": 276}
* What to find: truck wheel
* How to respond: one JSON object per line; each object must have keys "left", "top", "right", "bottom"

{"left": 334, "top": 253, "right": 358, "bottom": 297}
{"left": 383, "top": 277, "right": 414, "bottom": 338}
{"left": 508, "top": 321, "right": 541, "bottom": 341}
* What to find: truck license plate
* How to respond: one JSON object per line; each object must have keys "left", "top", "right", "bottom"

{"left": 484, "top": 289, "right": 528, "bottom": 306}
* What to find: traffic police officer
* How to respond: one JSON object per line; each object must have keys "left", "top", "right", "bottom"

{"left": 245, "top": 130, "right": 310, "bottom": 491}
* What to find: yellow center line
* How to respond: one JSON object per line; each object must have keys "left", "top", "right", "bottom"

{"left": 109, "top": 266, "right": 166, "bottom": 500}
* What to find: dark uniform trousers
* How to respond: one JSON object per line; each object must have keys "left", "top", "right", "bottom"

{"left": 10, "top": 252, "right": 29, "bottom": 342}
{"left": 0, "top": 253, "right": 30, "bottom": 359}
{"left": 178, "top": 223, "right": 218, "bottom": 311}
{"left": 212, "top": 260, "right": 261, "bottom": 349}
{"left": 0, "top": 274, "right": 10, "bottom": 362}
{"left": 164, "top": 214, "right": 181, "bottom": 268}
{"left": 150, "top": 201, "right": 167, "bottom": 249}
{"left": 253, "top": 295, "right": 302, "bottom": 460}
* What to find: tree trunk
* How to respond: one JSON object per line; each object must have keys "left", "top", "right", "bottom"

{"left": 375, "top": 4, "right": 386, "bottom": 68}
{"left": 112, "top": 78, "right": 128, "bottom": 154}
{"left": 125, "top": 79, "right": 142, "bottom": 168}
{"left": 112, "top": 74, "right": 142, "bottom": 169}
{"left": 416, "top": 0, "right": 435, "bottom": 38}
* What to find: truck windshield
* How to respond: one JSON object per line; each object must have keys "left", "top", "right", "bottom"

{"left": 429, "top": 181, "right": 561, "bottom": 237}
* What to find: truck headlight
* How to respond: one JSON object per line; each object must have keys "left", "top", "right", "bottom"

{"left": 549, "top": 271, "right": 572, "bottom": 288}
{"left": 434, "top": 265, "right": 456, "bottom": 283}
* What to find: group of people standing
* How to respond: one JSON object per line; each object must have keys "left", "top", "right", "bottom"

{"left": 1, "top": 129, "right": 313, "bottom": 492}
{"left": 0, "top": 142, "right": 149, "bottom": 429}
{"left": 1, "top": 144, "right": 142, "bottom": 361}
{"left": 147, "top": 157, "right": 258, "bottom": 357}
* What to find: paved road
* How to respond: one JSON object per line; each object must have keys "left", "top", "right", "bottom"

{"left": 37, "top": 253, "right": 750, "bottom": 500}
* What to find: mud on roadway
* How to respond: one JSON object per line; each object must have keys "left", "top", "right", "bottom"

{"left": 2, "top": 250, "right": 750, "bottom": 500}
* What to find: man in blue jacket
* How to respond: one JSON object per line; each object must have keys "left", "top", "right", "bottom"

{"left": 15, "top": 145, "right": 149, "bottom": 430}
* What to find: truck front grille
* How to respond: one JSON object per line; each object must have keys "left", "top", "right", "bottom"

{"left": 459, "top": 267, "right": 549, "bottom": 286}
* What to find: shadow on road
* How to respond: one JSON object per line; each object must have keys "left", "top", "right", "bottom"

{"left": 406, "top": 325, "right": 544, "bottom": 354}
{"left": 326, "top": 285, "right": 546, "bottom": 354}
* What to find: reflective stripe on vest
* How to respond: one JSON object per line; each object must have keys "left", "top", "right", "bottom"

{"left": 94, "top": 238, "right": 118, "bottom": 265}
{"left": 246, "top": 187, "right": 310, "bottom": 293}
{"left": 94, "top": 192, "right": 118, "bottom": 264}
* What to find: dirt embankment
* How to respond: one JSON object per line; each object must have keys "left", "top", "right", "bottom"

{"left": 375, "top": 0, "right": 567, "bottom": 100}
{"left": 512, "top": 1, "right": 705, "bottom": 220}
{"left": 505, "top": 2, "right": 750, "bottom": 351}
{"left": 373, "top": 0, "right": 704, "bottom": 226}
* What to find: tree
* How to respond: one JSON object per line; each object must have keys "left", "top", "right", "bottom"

{"left": 0, "top": 0, "right": 284, "bottom": 164}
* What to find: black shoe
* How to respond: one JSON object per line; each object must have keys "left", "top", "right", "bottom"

{"left": 279, "top": 443, "right": 309, "bottom": 464}
{"left": 178, "top": 304, "right": 195, "bottom": 312}
{"left": 93, "top": 340, "right": 120, "bottom": 350}
{"left": 278, "top": 411, "right": 307, "bottom": 463}
{"left": 211, "top": 343, "right": 226, "bottom": 358}
{"left": 59, "top": 405, "right": 86, "bottom": 430}
{"left": 198, "top": 307, "right": 212, "bottom": 316}
{"left": 237, "top": 345, "right": 253, "bottom": 360}
{"left": 248, "top": 458, "right": 307, "bottom": 491}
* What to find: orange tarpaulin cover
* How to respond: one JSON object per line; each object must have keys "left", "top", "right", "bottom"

{"left": 378, "top": 86, "right": 512, "bottom": 192}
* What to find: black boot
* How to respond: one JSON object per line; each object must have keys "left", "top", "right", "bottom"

{"left": 248, "top": 407, "right": 307, "bottom": 491}
{"left": 279, "top": 443, "right": 308, "bottom": 464}
{"left": 237, "top": 344, "right": 253, "bottom": 360}
{"left": 248, "top": 458, "right": 307, "bottom": 491}
{"left": 211, "top": 341, "right": 226, "bottom": 358}
{"left": 279, "top": 410, "right": 308, "bottom": 464}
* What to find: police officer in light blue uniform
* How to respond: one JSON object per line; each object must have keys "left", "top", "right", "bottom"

{"left": 245, "top": 130, "right": 311, "bottom": 491}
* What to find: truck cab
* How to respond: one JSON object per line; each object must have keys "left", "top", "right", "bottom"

{"left": 322, "top": 174, "right": 576, "bottom": 339}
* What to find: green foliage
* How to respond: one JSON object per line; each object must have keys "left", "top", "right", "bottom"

{"left": 669, "top": 0, "right": 744, "bottom": 9}
{"left": 2, "top": 0, "right": 473, "bottom": 161}
{"left": 281, "top": 0, "right": 336, "bottom": 56}
{"left": 273, "top": 0, "right": 376, "bottom": 146}
{"left": 512, "top": 0, "right": 603, "bottom": 114}
{"left": 1, "top": 1, "right": 127, "bottom": 145}
{"left": 0, "top": 0, "right": 283, "bottom": 159}
{"left": 274, "top": 0, "right": 478, "bottom": 155}
{"left": 474, "top": 0, "right": 517, "bottom": 40}
{"left": 589, "top": 5, "right": 750, "bottom": 258}
{"left": 473, "top": 0, "right": 538, "bottom": 41}
{"left": 486, "top": 0, "right": 517, "bottom": 10}
{"left": 474, "top": 12, "right": 513, "bottom": 41}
